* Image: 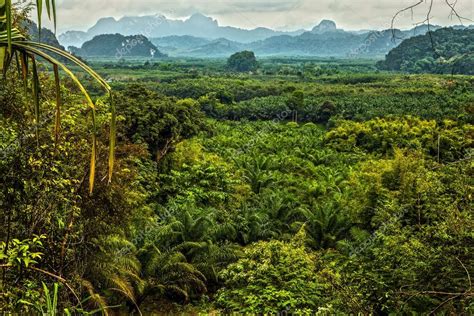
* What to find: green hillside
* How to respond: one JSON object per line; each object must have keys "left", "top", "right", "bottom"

{"left": 70, "top": 33, "right": 166, "bottom": 58}
{"left": 377, "top": 28, "right": 474, "bottom": 74}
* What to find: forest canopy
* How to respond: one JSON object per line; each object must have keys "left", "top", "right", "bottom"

{"left": 377, "top": 28, "right": 474, "bottom": 74}
{"left": 227, "top": 50, "right": 259, "bottom": 72}
{"left": 1, "top": 1, "right": 474, "bottom": 315}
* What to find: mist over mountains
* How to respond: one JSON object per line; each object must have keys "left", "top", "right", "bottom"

{"left": 59, "top": 13, "right": 472, "bottom": 58}
{"left": 59, "top": 13, "right": 305, "bottom": 48}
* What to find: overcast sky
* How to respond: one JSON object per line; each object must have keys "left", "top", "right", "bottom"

{"left": 47, "top": 0, "right": 473, "bottom": 32}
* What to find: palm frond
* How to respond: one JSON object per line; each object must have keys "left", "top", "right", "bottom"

{"left": 35, "top": 0, "right": 57, "bottom": 34}
{"left": 0, "top": 1, "right": 116, "bottom": 192}
{"left": 53, "top": 63, "right": 60, "bottom": 144}
{"left": 79, "top": 278, "right": 109, "bottom": 316}
{"left": 12, "top": 42, "right": 99, "bottom": 193}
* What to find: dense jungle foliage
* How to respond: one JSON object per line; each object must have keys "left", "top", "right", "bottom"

{"left": 227, "top": 51, "right": 259, "bottom": 72}
{"left": 1, "top": 9, "right": 474, "bottom": 315}
{"left": 377, "top": 28, "right": 474, "bottom": 75}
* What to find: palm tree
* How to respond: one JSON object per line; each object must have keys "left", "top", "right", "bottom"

{"left": 87, "top": 235, "right": 144, "bottom": 311}
{"left": 0, "top": 0, "right": 115, "bottom": 193}
{"left": 300, "top": 204, "right": 351, "bottom": 250}
{"left": 237, "top": 154, "right": 275, "bottom": 194}
{"left": 152, "top": 209, "right": 212, "bottom": 250}
{"left": 234, "top": 202, "right": 273, "bottom": 244}
{"left": 254, "top": 191, "right": 305, "bottom": 237}
{"left": 189, "top": 241, "right": 241, "bottom": 286}
{"left": 137, "top": 245, "right": 207, "bottom": 305}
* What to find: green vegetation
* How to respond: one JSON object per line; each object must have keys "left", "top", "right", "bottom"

{"left": 216, "top": 232, "right": 326, "bottom": 313}
{"left": 0, "top": 0, "right": 115, "bottom": 194}
{"left": 377, "top": 28, "right": 474, "bottom": 74}
{"left": 2, "top": 5, "right": 474, "bottom": 315}
{"left": 227, "top": 50, "right": 258, "bottom": 72}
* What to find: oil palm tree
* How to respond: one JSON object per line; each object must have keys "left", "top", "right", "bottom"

{"left": 255, "top": 191, "right": 305, "bottom": 235}
{"left": 137, "top": 245, "right": 207, "bottom": 305}
{"left": 237, "top": 154, "right": 275, "bottom": 194}
{"left": 234, "top": 202, "right": 272, "bottom": 244}
{"left": 300, "top": 204, "right": 352, "bottom": 250}
{"left": 189, "top": 241, "right": 241, "bottom": 285}
{"left": 87, "top": 235, "right": 144, "bottom": 311}
{"left": 0, "top": 0, "right": 115, "bottom": 193}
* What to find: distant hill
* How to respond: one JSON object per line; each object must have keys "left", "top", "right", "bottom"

{"left": 377, "top": 28, "right": 474, "bottom": 75}
{"left": 58, "top": 30, "right": 88, "bottom": 49}
{"left": 246, "top": 22, "right": 448, "bottom": 58}
{"left": 141, "top": 21, "right": 397, "bottom": 58}
{"left": 59, "top": 13, "right": 305, "bottom": 48}
{"left": 249, "top": 29, "right": 364, "bottom": 57}
{"left": 58, "top": 14, "right": 473, "bottom": 58}
{"left": 149, "top": 21, "right": 450, "bottom": 58}
{"left": 185, "top": 38, "right": 245, "bottom": 58}
{"left": 151, "top": 35, "right": 211, "bottom": 55}
{"left": 26, "top": 22, "right": 64, "bottom": 50}
{"left": 311, "top": 20, "right": 338, "bottom": 33}
{"left": 69, "top": 34, "right": 166, "bottom": 58}
{"left": 152, "top": 35, "right": 210, "bottom": 50}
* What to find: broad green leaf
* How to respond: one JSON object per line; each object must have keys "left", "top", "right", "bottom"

{"left": 45, "top": 0, "right": 51, "bottom": 20}
{"left": 90, "top": 119, "right": 97, "bottom": 194}
{"left": 36, "top": 0, "right": 43, "bottom": 35}
{"left": 52, "top": 283, "right": 59, "bottom": 316}
{"left": 31, "top": 55, "right": 40, "bottom": 142}
{"left": 23, "top": 257, "right": 31, "bottom": 267}
{"left": 108, "top": 92, "right": 116, "bottom": 183}
{"left": 42, "top": 282, "right": 52, "bottom": 314}
{"left": 53, "top": 64, "right": 61, "bottom": 145}
{"left": 5, "top": 0, "right": 12, "bottom": 53}
{"left": 0, "top": 46, "right": 5, "bottom": 71}
{"left": 20, "top": 51, "right": 28, "bottom": 93}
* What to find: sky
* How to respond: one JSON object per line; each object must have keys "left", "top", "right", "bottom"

{"left": 45, "top": 0, "right": 474, "bottom": 33}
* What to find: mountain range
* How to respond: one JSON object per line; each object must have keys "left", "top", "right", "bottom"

{"left": 59, "top": 13, "right": 473, "bottom": 58}
{"left": 59, "top": 13, "right": 305, "bottom": 48}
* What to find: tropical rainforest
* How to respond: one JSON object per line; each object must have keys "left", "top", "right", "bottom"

{"left": 1, "top": 1, "right": 474, "bottom": 315}
{"left": 377, "top": 28, "right": 474, "bottom": 74}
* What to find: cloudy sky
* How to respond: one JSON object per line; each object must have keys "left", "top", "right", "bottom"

{"left": 48, "top": 0, "right": 473, "bottom": 32}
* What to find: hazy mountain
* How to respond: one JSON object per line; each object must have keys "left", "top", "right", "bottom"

{"left": 151, "top": 35, "right": 211, "bottom": 55}
{"left": 142, "top": 24, "right": 424, "bottom": 58}
{"left": 185, "top": 38, "right": 245, "bottom": 57}
{"left": 245, "top": 23, "right": 449, "bottom": 58}
{"left": 69, "top": 34, "right": 166, "bottom": 58}
{"left": 249, "top": 27, "right": 364, "bottom": 57}
{"left": 59, "top": 13, "right": 306, "bottom": 48}
{"left": 59, "top": 31, "right": 89, "bottom": 48}
{"left": 311, "top": 20, "right": 338, "bottom": 33}
{"left": 58, "top": 14, "right": 473, "bottom": 59}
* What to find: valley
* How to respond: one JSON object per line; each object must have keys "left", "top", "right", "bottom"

{"left": 2, "top": 1, "right": 473, "bottom": 314}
